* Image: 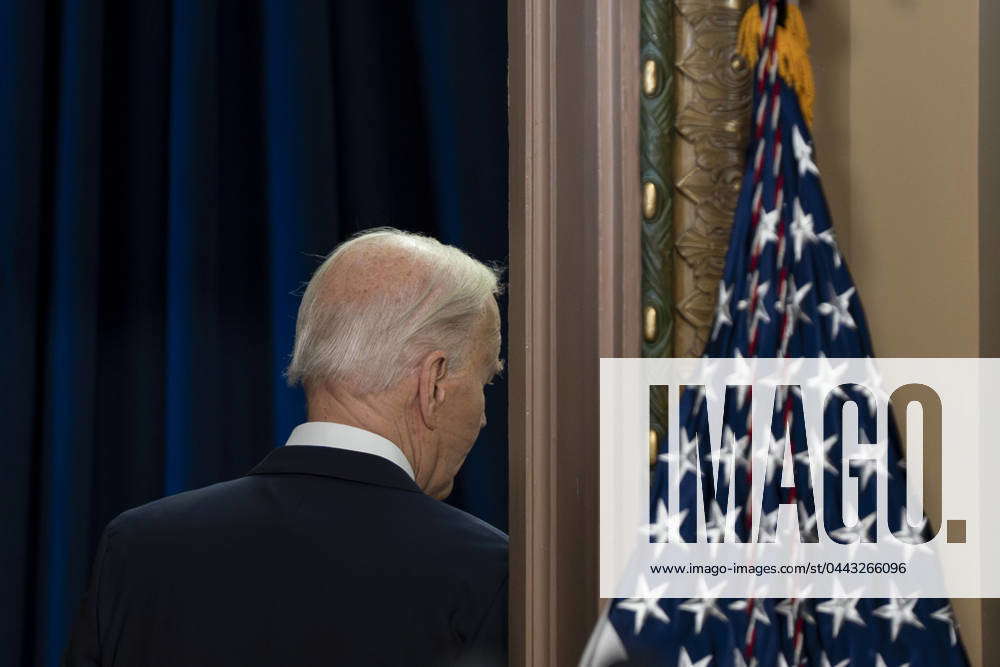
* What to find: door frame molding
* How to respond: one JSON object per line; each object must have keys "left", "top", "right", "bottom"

{"left": 508, "top": 1, "right": 640, "bottom": 663}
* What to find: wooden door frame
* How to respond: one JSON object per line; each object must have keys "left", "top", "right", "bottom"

{"left": 508, "top": 1, "right": 640, "bottom": 664}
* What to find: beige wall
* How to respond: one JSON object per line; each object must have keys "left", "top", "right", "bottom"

{"left": 804, "top": 0, "right": 997, "bottom": 664}
{"left": 806, "top": 0, "right": 981, "bottom": 356}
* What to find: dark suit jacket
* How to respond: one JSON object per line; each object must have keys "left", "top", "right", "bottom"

{"left": 64, "top": 445, "right": 508, "bottom": 667}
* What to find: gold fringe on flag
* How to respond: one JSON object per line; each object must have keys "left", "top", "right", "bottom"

{"left": 737, "top": 2, "right": 816, "bottom": 126}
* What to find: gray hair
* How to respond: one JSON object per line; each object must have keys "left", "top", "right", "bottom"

{"left": 286, "top": 228, "right": 502, "bottom": 394}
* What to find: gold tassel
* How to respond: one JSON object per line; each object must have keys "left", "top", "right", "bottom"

{"left": 784, "top": 3, "right": 811, "bottom": 50}
{"left": 737, "top": 3, "right": 762, "bottom": 71}
{"left": 736, "top": 3, "right": 816, "bottom": 127}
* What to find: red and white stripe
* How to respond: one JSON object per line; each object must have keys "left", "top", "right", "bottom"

{"left": 740, "top": 1, "right": 806, "bottom": 663}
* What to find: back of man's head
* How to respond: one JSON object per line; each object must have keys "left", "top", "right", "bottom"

{"left": 286, "top": 227, "right": 501, "bottom": 396}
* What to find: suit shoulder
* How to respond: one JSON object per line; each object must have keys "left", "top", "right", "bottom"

{"left": 412, "top": 496, "right": 508, "bottom": 565}
{"left": 438, "top": 502, "right": 508, "bottom": 546}
{"left": 106, "top": 477, "right": 252, "bottom": 535}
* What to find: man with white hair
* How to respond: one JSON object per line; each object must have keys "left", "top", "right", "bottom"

{"left": 65, "top": 229, "right": 508, "bottom": 666}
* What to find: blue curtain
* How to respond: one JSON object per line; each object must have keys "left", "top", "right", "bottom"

{"left": 0, "top": 1, "right": 508, "bottom": 664}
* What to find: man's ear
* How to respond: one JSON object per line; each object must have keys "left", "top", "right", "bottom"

{"left": 417, "top": 350, "right": 449, "bottom": 429}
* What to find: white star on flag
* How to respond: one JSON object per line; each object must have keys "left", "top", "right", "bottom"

{"left": 758, "top": 356, "right": 804, "bottom": 402}
{"left": 829, "top": 510, "right": 877, "bottom": 545}
{"left": 693, "top": 356, "right": 721, "bottom": 414}
{"left": 754, "top": 208, "right": 781, "bottom": 251}
{"left": 818, "top": 228, "right": 842, "bottom": 267}
{"left": 817, "top": 284, "right": 856, "bottom": 338}
{"left": 893, "top": 508, "right": 933, "bottom": 562}
{"left": 874, "top": 655, "right": 909, "bottom": 667}
{"left": 930, "top": 603, "right": 959, "bottom": 646}
{"left": 820, "top": 655, "right": 850, "bottom": 667}
{"left": 795, "top": 429, "right": 838, "bottom": 486}
{"left": 724, "top": 349, "right": 753, "bottom": 409}
{"left": 712, "top": 281, "right": 734, "bottom": 340}
{"left": 678, "top": 579, "right": 727, "bottom": 633}
{"left": 776, "top": 275, "right": 813, "bottom": 335}
{"left": 754, "top": 433, "right": 789, "bottom": 485}
{"left": 704, "top": 499, "right": 742, "bottom": 547}
{"left": 677, "top": 647, "right": 712, "bottom": 667}
{"left": 790, "top": 197, "right": 817, "bottom": 261}
{"left": 807, "top": 353, "right": 849, "bottom": 401}
{"left": 816, "top": 581, "right": 866, "bottom": 637}
{"left": 873, "top": 591, "right": 925, "bottom": 641}
{"left": 659, "top": 430, "right": 700, "bottom": 479}
{"left": 732, "top": 648, "right": 758, "bottom": 667}
{"left": 792, "top": 124, "right": 820, "bottom": 176}
{"left": 849, "top": 450, "right": 888, "bottom": 491}
{"left": 756, "top": 507, "right": 779, "bottom": 543}
{"left": 774, "top": 590, "right": 815, "bottom": 639}
{"left": 856, "top": 356, "right": 889, "bottom": 419}
{"left": 738, "top": 281, "right": 772, "bottom": 326}
{"left": 616, "top": 576, "right": 670, "bottom": 634}
{"left": 644, "top": 500, "right": 688, "bottom": 556}
{"left": 729, "top": 597, "right": 771, "bottom": 626}
{"left": 797, "top": 501, "right": 819, "bottom": 542}
{"left": 709, "top": 426, "right": 751, "bottom": 485}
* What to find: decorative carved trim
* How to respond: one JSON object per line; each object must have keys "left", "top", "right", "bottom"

{"left": 641, "top": 0, "right": 676, "bottom": 360}
{"left": 672, "top": 0, "right": 752, "bottom": 358}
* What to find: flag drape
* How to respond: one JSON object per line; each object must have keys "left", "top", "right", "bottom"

{"left": 594, "top": 2, "right": 971, "bottom": 665}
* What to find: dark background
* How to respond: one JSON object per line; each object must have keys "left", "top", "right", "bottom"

{"left": 0, "top": 1, "right": 508, "bottom": 664}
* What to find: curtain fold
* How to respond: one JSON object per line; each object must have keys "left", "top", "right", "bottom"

{"left": 1, "top": 1, "right": 507, "bottom": 664}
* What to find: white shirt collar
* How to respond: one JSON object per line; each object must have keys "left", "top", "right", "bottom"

{"left": 283, "top": 422, "right": 415, "bottom": 481}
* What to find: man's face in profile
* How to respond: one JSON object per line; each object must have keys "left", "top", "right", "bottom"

{"left": 427, "top": 298, "right": 503, "bottom": 499}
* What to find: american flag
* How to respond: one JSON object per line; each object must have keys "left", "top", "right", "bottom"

{"left": 582, "top": 1, "right": 969, "bottom": 665}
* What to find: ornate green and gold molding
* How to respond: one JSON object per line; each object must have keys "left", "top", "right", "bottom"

{"left": 640, "top": 0, "right": 675, "bottom": 361}
{"left": 671, "top": 0, "right": 753, "bottom": 358}
{"left": 641, "top": 0, "right": 675, "bottom": 466}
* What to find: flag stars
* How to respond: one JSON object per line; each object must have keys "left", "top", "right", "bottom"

{"left": 790, "top": 198, "right": 818, "bottom": 261}
{"left": 820, "top": 655, "right": 850, "bottom": 667}
{"left": 873, "top": 594, "right": 925, "bottom": 641}
{"left": 712, "top": 282, "right": 734, "bottom": 340}
{"left": 754, "top": 208, "right": 781, "bottom": 251}
{"left": 893, "top": 508, "right": 933, "bottom": 558}
{"left": 756, "top": 507, "right": 780, "bottom": 542}
{"left": 777, "top": 276, "right": 813, "bottom": 341}
{"left": 615, "top": 576, "right": 671, "bottom": 634}
{"left": 705, "top": 499, "right": 742, "bottom": 546}
{"left": 710, "top": 426, "right": 751, "bottom": 483}
{"left": 738, "top": 281, "right": 772, "bottom": 326}
{"left": 850, "top": 457, "right": 891, "bottom": 492}
{"left": 819, "top": 229, "right": 842, "bottom": 267}
{"left": 727, "top": 349, "right": 753, "bottom": 409}
{"left": 818, "top": 284, "right": 857, "bottom": 338}
{"left": 807, "top": 353, "right": 849, "bottom": 401}
{"left": 829, "top": 510, "right": 877, "bottom": 545}
{"left": 754, "top": 434, "right": 787, "bottom": 485}
{"left": 775, "top": 596, "right": 816, "bottom": 638}
{"left": 678, "top": 580, "right": 727, "bottom": 633}
{"left": 658, "top": 430, "right": 700, "bottom": 479}
{"left": 729, "top": 598, "right": 770, "bottom": 626}
{"left": 798, "top": 501, "right": 820, "bottom": 543}
{"left": 731, "top": 648, "right": 755, "bottom": 667}
{"left": 693, "top": 356, "right": 721, "bottom": 411}
{"left": 795, "top": 431, "right": 838, "bottom": 486}
{"left": 930, "top": 603, "right": 959, "bottom": 646}
{"left": 816, "top": 582, "right": 866, "bottom": 637}
{"left": 645, "top": 500, "right": 688, "bottom": 552}
{"left": 792, "top": 125, "right": 820, "bottom": 177}
{"left": 677, "top": 647, "right": 712, "bottom": 667}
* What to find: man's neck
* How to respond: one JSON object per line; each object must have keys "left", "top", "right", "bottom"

{"left": 306, "top": 389, "right": 421, "bottom": 487}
